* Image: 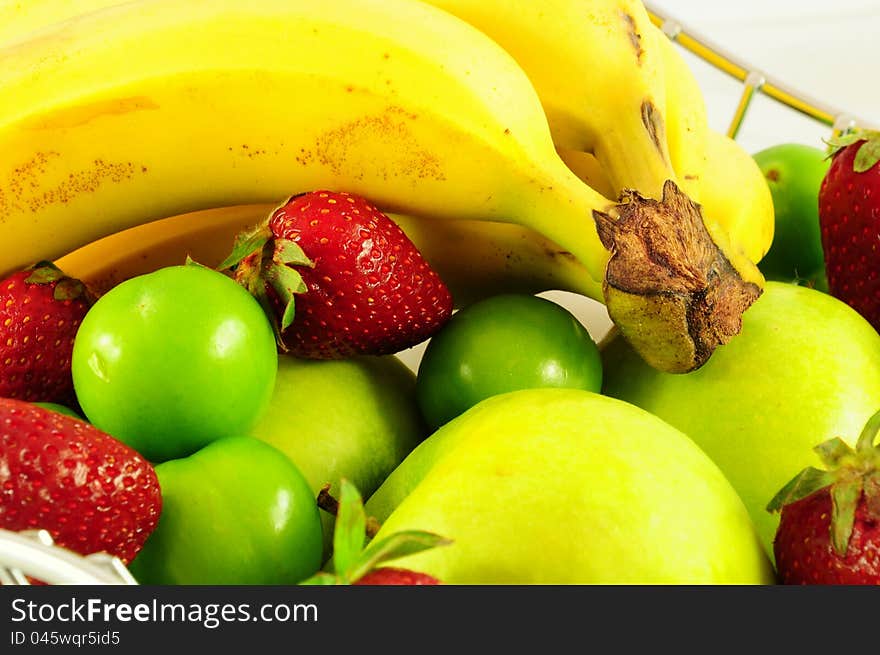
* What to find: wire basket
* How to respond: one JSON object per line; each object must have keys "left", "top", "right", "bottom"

{"left": 645, "top": 3, "right": 876, "bottom": 140}
{"left": 0, "top": 529, "right": 137, "bottom": 585}
{"left": 1, "top": 3, "right": 874, "bottom": 585}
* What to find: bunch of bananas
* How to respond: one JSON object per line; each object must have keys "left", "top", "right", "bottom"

{"left": 0, "top": 0, "right": 773, "bottom": 373}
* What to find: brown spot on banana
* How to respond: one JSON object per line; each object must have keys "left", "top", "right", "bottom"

{"left": 1, "top": 152, "right": 147, "bottom": 215}
{"left": 314, "top": 107, "right": 445, "bottom": 182}
{"left": 640, "top": 100, "right": 667, "bottom": 161}
{"left": 621, "top": 11, "right": 644, "bottom": 63}
{"left": 593, "top": 180, "right": 761, "bottom": 373}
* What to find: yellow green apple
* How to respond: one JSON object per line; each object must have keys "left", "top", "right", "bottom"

{"left": 366, "top": 387, "right": 774, "bottom": 584}
{"left": 601, "top": 281, "right": 880, "bottom": 556}
{"left": 248, "top": 354, "right": 428, "bottom": 556}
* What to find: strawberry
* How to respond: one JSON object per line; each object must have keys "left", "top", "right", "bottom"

{"left": 353, "top": 567, "right": 440, "bottom": 586}
{"left": 0, "top": 398, "right": 162, "bottom": 565}
{"left": 301, "top": 480, "right": 450, "bottom": 586}
{"left": 0, "top": 261, "right": 93, "bottom": 405}
{"left": 219, "top": 191, "right": 453, "bottom": 359}
{"left": 819, "top": 130, "right": 880, "bottom": 332}
{"left": 766, "top": 409, "right": 880, "bottom": 584}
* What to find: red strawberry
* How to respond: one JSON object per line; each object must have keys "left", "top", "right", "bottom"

{"left": 219, "top": 190, "right": 453, "bottom": 359}
{"left": 767, "top": 409, "right": 880, "bottom": 584}
{"left": 0, "top": 261, "right": 93, "bottom": 405}
{"left": 353, "top": 567, "right": 440, "bottom": 585}
{"left": 0, "top": 398, "right": 162, "bottom": 565}
{"left": 819, "top": 130, "right": 880, "bottom": 331}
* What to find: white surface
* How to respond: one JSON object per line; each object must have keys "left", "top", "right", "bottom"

{"left": 648, "top": 0, "right": 880, "bottom": 153}
{"left": 401, "top": 1, "right": 880, "bottom": 373}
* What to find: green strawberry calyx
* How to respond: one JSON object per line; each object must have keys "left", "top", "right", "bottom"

{"left": 216, "top": 209, "right": 314, "bottom": 351}
{"left": 24, "top": 261, "right": 89, "bottom": 303}
{"left": 300, "top": 479, "right": 452, "bottom": 585}
{"left": 826, "top": 129, "right": 880, "bottom": 173}
{"left": 767, "top": 408, "right": 880, "bottom": 556}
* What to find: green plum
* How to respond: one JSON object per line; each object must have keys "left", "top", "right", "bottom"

{"left": 33, "top": 402, "right": 83, "bottom": 419}
{"left": 416, "top": 293, "right": 603, "bottom": 430}
{"left": 753, "top": 143, "right": 830, "bottom": 288}
{"left": 602, "top": 281, "right": 880, "bottom": 557}
{"left": 248, "top": 354, "right": 428, "bottom": 558}
{"left": 72, "top": 264, "right": 277, "bottom": 463}
{"left": 128, "top": 436, "right": 323, "bottom": 585}
{"left": 366, "top": 388, "right": 774, "bottom": 584}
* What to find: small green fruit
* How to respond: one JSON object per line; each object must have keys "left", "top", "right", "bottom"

{"left": 753, "top": 143, "right": 830, "bottom": 288}
{"left": 416, "top": 293, "right": 603, "bottom": 430}
{"left": 129, "top": 436, "right": 323, "bottom": 585}
{"left": 33, "top": 402, "right": 83, "bottom": 419}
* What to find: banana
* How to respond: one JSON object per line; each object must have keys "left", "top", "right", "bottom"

{"left": 652, "top": 24, "right": 773, "bottom": 264}
{"left": 652, "top": 23, "right": 710, "bottom": 200}
{"left": 696, "top": 130, "right": 775, "bottom": 265}
{"left": 55, "top": 205, "right": 601, "bottom": 308}
{"left": 404, "top": 0, "right": 771, "bottom": 368}
{"left": 0, "top": 0, "right": 771, "bottom": 261}
{"left": 0, "top": 0, "right": 760, "bottom": 372}
{"left": 421, "top": 0, "right": 673, "bottom": 200}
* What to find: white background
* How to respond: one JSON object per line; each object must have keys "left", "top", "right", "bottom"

{"left": 399, "top": 1, "right": 880, "bottom": 371}
{"left": 648, "top": 0, "right": 880, "bottom": 152}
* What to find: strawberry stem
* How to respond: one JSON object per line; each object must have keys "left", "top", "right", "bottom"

{"left": 317, "top": 484, "right": 380, "bottom": 539}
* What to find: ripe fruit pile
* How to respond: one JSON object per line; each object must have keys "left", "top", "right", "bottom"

{"left": 0, "top": 0, "right": 878, "bottom": 586}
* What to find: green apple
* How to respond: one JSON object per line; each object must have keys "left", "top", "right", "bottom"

{"left": 248, "top": 354, "right": 428, "bottom": 557}
{"left": 366, "top": 388, "right": 774, "bottom": 584}
{"left": 753, "top": 143, "right": 830, "bottom": 289}
{"left": 601, "top": 281, "right": 880, "bottom": 557}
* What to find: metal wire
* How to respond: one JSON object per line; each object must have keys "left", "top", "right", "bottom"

{"left": 645, "top": 3, "right": 873, "bottom": 139}
{"left": 0, "top": 529, "right": 137, "bottom": 585}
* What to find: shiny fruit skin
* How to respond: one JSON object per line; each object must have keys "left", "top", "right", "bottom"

{"left": 602, "top": 281, "right": 880, "bottom": 556}
{"left": 248, "top": 354, "right": 427, "bottom": 558}
{"left": 0, "top": 264, "right": 92, "bottom": 405}
{"left": 752, "top": 143, "right": 829, "bottom": 287}
{"left": 72, "top": 265, "right": 277, "bottom": 463}
{"left": 367, "top": 388, "right": 773, "bottom": 584}
{"left": 128, "top": 437, "right": 323, "bottom": 585}
{"left": 415, "top": 294, "right": 602, "bottom": 430}
{"left": 354, "top": 567, "right": 440, "bottom": 585}
{"left": 0, "top": 398, "right": 161, "bottom": 565}
{"left": 774, "top": 490, "right": 880, "bottom": 585}
{"left": 819, "top": 134, "right": 880, "bottom": 331}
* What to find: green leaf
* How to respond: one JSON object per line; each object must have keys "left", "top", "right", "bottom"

{"left": 217, "top": 226, "right": 271, "bottom": 271}
{"left": 814, "top": 437, "right": 855, "bottom": 469}
{"left": 825, "top": 132, "right": 864, "bottom": 151}
{"left": 250, "top": 283, "right": 286, "bottom": 351}
{"left": 332, "top": 479, "right": 367, "bottom": 582}
{"left": 854, "top": 138, "right": 880, "bottom": 173}
{"left": 267, "top": 264, "right": 307, "bottom": 332}
{"left": 52, "top": 277, "right": 85, "bottom": 302}
{"left": 347, "top": 530, "right": 452, "bottom": 584}
{"left": 298, "top": 572, "right": 341, "bottom": 586}
{"left": 24, "top": 261, "right": 64, "bottom": 285}
{"left": 830, "top": 478, "right": 863, "bottom": 556}
{"left": 268, "top": 263, "right": 308, "bottom": 296}
{"left": 766, "top": 466, "right": 835, "bottom": 513}
{"left": 274, "top": 239, "right": 313, "bottom": 267}
{"left": 855, "top": 408, "right": 880, "bottom": 452}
